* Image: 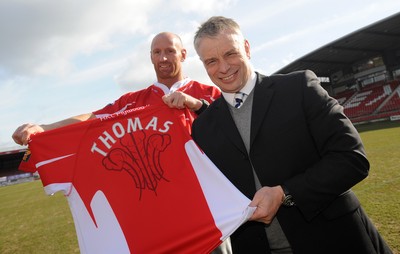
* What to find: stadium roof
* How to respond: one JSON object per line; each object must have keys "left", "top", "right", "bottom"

{"left": 275, "top": 12, "right": 400, "bottom": 77}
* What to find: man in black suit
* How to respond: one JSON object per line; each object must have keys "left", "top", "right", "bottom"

{"left": 192, "top": 16, "right": 392, "bottom": 254}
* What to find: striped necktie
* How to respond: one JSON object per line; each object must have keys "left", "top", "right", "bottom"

{"left": 234, "top": 92, "right": 246, "bottom": 108}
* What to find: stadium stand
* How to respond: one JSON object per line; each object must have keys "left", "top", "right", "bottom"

{"left": 378, "top": 80, "right": 400, "bottom": 113}
{"left": 275, "top": 12, "right": 400, "bottom": 125}
{"left": 0, "top": 148, "right": 34, "bottom": 186}
{"left": 342, "top": 81, "right": 399, "bottom": 117}
{"left": 334, "top": 89, "right": 357, "bottom": 105}
{"left": 340, "top": 80, "right": 400, "bottom": 123}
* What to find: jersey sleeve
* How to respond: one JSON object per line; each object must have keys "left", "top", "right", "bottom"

{"left": 92, "top": 86, "right": 157, "bottom": 117}
{"left": 203, "top": 83, "right": 222, "bottom": 103}
{"left": 19, "top": 121, "right": 89, "bottom": 195}
{"left": 92, "top": 93, "right": 134, "bottom": 117}
{"left": 180, "top": 81, "right": 221, "bottom": 104}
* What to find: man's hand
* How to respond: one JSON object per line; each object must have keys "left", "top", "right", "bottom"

{"left": 162, "top": 91, "right": 202, "bottom": 111}
{"left": 12, "top": 123, "right": 45, "bottom": 146}
{"left": 248, "top": 186, "right": 284, "bottom": 224}
{"left": 12, "top": 113, "right": 95, "bottom": 146}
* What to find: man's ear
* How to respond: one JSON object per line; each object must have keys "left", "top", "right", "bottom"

{"left": 244, "top": 39, "right": 251, "bottom": 59}
{"left": 181, "top": 49, "right": 187, "bottom": 61}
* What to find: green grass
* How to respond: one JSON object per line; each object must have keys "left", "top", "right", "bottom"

{"left": 0, "top": 181, "right": 79, "bottom": 254}
{"left": 354, "top": 120, "right": 400, "bottom": 253}
{"left": 0, "top": 121, "right": 399, "bottom": 253}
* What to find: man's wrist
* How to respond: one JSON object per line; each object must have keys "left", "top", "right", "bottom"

{"left": 281, "top": 184, "right": 295, "bottom": 207}
{"left": 39, "top": 124, "right": 49, "bottom": 131}
{"left": 194, "top": 99, "right": 209, "bottom": 115}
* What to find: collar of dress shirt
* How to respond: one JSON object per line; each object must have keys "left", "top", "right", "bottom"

{"left": 222, "top": 71, "right": 256, "bottom": 107}
{"left": 154, "top": 77, "right": 191, "bottom": 95}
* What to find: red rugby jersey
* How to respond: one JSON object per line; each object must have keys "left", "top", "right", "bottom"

{"left": 19, "top": 104, "right": 253, "bottom": 254}
{"left": 93, "top": 80, "right": 221, "bottom": 118}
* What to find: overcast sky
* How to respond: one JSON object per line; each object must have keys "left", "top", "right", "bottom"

{"left": 1, "top": 0, "right": 399, "bottom": 151}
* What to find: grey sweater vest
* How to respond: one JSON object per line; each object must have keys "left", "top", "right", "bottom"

{"left": 228, "top": 91, "right": 292, "bottom": 253}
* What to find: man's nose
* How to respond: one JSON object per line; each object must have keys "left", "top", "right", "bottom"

{"left": 219, "top": 59, "right": 230, "bottom": 73}
{"left": 159, "top": 52, "right": 168, "bottom": 61}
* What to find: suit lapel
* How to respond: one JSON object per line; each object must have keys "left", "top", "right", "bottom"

{"left": 250, "top": 73, "right": 274, "bottom": 147}
{"left": 215, "top": 97, "right": 248, "bottom": 154}
{"left": 213, "top": 73, "right": 274, "bottom": 154}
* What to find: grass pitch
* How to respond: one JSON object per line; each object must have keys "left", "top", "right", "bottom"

{"left": 353, "top": 120, "right": 400, "bottom": 253}
{"left": 0, "top": 121, "right": 399, "bottom": 254}
{"left": 0, "top": 181, "right": 79, "bottom": 253}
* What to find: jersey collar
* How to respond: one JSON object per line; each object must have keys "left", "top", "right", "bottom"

{"left": 154, "top": 78, "right": 191, "bottom": 95}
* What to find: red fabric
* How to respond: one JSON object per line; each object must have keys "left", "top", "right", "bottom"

{"left": 19, "top": 105, "right": 236, "bottom": 254}
{"left": 93, "top": 80, "right": 220, "bottom": 118}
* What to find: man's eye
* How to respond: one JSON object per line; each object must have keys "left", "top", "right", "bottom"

{"left": 206, "top": 60, "right": 216, "bottom": 66}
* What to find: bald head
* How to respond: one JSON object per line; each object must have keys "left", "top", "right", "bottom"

{"left": 150, "top": 32, "right": 187, "bottom": 87}
{"left": 151, "top": 32, "right": 183, "bottom": 50}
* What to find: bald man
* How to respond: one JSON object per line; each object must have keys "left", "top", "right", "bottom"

{"left": 13, "top": 32, "right": 220, "bottom": 145}
{"left": 13, "top": 31, "right": 229, "bottom": 253}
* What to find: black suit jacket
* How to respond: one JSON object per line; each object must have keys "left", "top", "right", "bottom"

{"left": 192, "top": 71, "right": 389, "bottom": 253}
